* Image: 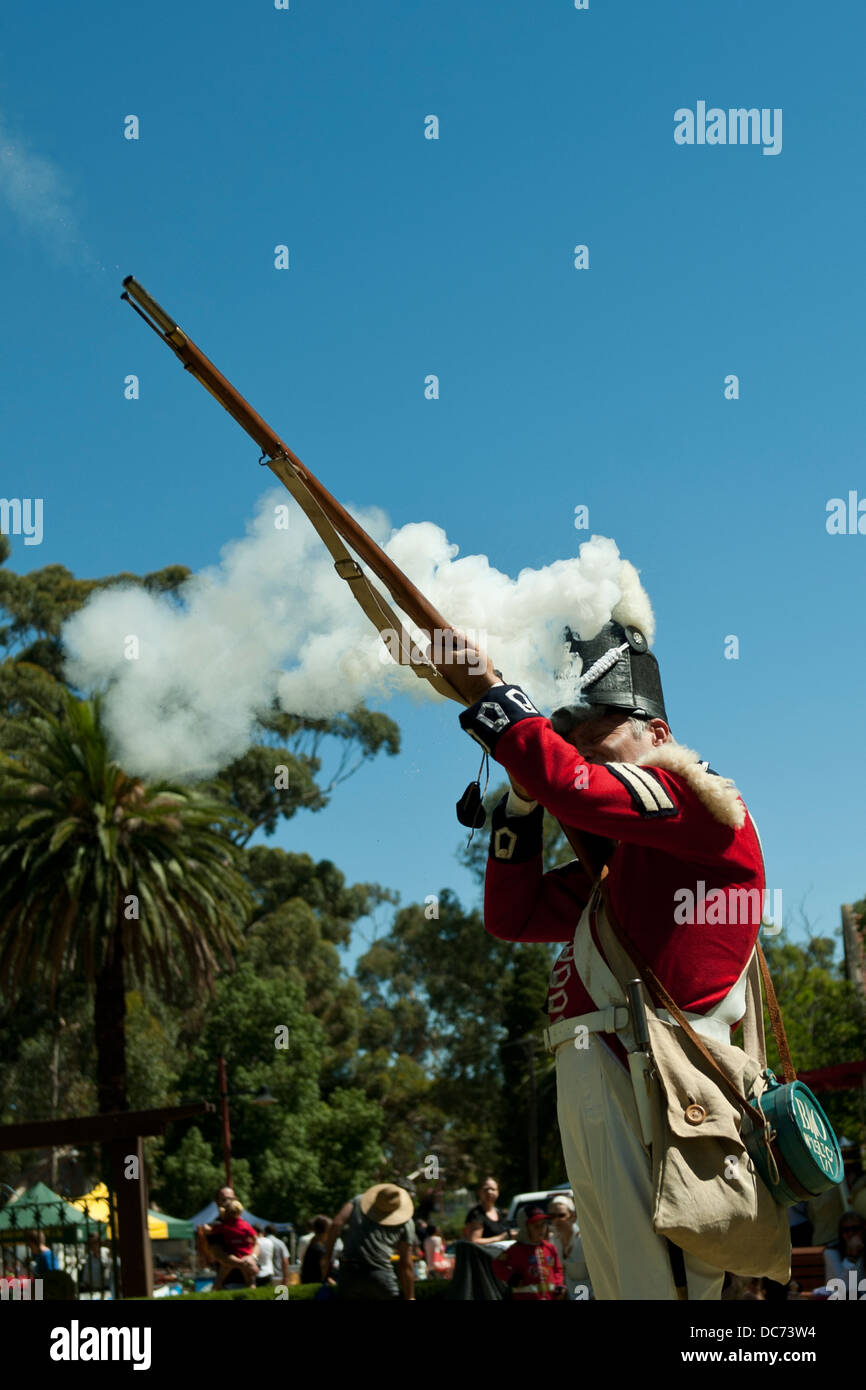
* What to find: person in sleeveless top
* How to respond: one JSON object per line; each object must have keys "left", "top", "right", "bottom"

{"left": 324, "top": 1183, "right": 416, "bottom": 1300}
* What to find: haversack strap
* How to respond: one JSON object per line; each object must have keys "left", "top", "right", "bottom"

{"left": 756, "top": 943, "right": 796, "bottom": 1084}
{"left": 597, "top": 868, "right": 775, "bottom": 1144}
{"left": 270, "top": 455, "right": 464, "bottom": 705}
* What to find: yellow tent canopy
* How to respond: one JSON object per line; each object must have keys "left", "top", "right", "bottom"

{"left": 70, "top": 1183, "right": 193, "bottom": 1240}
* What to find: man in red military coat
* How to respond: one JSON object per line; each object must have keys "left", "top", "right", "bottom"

{"left": 438, "top": 620, "right": 766, "bottom": 1300}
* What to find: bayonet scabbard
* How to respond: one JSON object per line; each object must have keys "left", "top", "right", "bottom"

{"left": 626, "top": 978, "right": 655, "bottom": 1147}
{"left": 628, "top": 978, "right": 651, "bottom": 1052}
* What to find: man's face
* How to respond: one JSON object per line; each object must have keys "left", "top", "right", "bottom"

{"left": 557, "top": 706, "right": 667, "bottom": 764}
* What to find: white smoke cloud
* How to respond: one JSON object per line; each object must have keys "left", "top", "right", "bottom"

{"left": 63, "top": 490, "right": 655, "bottom": 779}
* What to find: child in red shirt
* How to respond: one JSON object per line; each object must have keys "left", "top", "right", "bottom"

{"left": 491, "top": 1208, "right": 565, "bottom": 1300}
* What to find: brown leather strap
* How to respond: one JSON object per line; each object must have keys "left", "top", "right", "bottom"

{"left": 756, "top": 944, "right": 796, "bottom": 1084}
{"left": 270, "top": 456, "right": 466, "bottom": 706}
{"left": 557, "top": 823, "right": 617, "bottom": 896}
{"left": 598, "top": 868, "right": 768, "bottom": 1132}
{"left": 745, "top": 813, "right": 797, "bottom": 1083}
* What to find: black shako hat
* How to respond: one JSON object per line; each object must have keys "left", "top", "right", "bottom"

{"left": 554, "top": 620, "right": 668, "bottom": 724}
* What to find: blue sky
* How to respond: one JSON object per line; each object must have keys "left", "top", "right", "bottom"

{"left": 1, "top": 0, "right": 863, "bottom": 966}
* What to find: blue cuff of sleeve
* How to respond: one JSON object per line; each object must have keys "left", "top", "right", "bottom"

{"left": 459, "top": 684, "right": 543, "bottom": 756}
{"left": 489, "top": 793, "right": 544, "bottom": 863}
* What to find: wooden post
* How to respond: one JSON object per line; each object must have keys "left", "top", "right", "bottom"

{"left": 218, "top": 1055, "right": 232, "bottom": 1188}
{"left": 0, "top": 1103, "right": 212, "bottom": 1301}
{"left": 107, "top": 1136, "right": 152, "bottom": 1299}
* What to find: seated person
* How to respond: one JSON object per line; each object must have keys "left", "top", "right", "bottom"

{"left": 205, "top": 1200, "right": 259, "bottom": 1289}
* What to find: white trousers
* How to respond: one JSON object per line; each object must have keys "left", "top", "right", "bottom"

{"left": 555, "top": 1033, "right": 725, "bottom": 1301}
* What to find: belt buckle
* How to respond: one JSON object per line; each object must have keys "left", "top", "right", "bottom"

{"left": 602, "top": 1005, "right": 628, "bottom": 1033}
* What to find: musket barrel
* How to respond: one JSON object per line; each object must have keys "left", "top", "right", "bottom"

{"left": 122, "top": 277, "right": 179, "bottom": 335}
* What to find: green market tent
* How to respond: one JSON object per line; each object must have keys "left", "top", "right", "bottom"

{"left": 70, "top": 1183, "right": 193, "bottom": 1240}
{"left": 1, "top": 1182, "right": 193, "bottom": 1245}
{"left": 146, "top": 1209, "right": 193, "bottom": 1240}
{"left": 0, "top": 1181, "right": 107, "bottom": 1243}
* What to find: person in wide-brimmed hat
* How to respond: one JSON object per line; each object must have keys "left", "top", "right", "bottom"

{"left": 322, "top": 1183, "right": 417, "bottom": 1300}
{"left": 360, "top": 1183, "right": 414, "bottom": 1226}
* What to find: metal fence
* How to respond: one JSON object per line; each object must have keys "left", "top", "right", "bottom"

{"left": 0, "top": 1192, "right": 120, "bottom": 1300}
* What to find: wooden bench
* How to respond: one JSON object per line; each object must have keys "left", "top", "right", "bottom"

{"left": 790, "top": 1246, "right": 827, "bottom": 1293}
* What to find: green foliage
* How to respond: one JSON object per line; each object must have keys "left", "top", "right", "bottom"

{"left": 299, "top": 1087, "right": 385, "bottom": 1214}
{"left": 0, "top": 982, "right": 96, "bottom": 1123}
{"left": 139, "top": 1278, "right": 450, "bottom": 1300}
{"left": 245, "top": 845, "right": 394, "bottom": 945}
{"left": 159, "top": 956, "right": 385, "bottom": 1218}
{"left": 206, "top": 704, "right": 400, "bottom": 846}
{"left": 0, "top": 553, "right": 190, "bottom": 678}
{"left": 0, "top": 687, "right": 251, "bottom": 1000}
{"left": 355, "top": 792, "right": 588, "bottom": 1192}
{"left": 160, "top": 1127, "right": 227, "bottom": 1216}
{"left": 123, "top": 988, "right": 182, "bottom": 1112}
{"left": 356, "top": 887, "right": 546, "bottom": 1189}
{"left": 498, "top": 947, "right": 562, "bottom": 1193}
{"left": 0, "top": 661, "right": 67, "bottom": 738}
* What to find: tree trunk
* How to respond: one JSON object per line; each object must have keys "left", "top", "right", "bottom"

{"left": 49, "top": 1020, "right": 63, "bottom": 1186}
{"left": 526, "top": 1040, "right": 539, "bottom": 1192}
{"left": 841, "top": 905, "right": 866, "bottom": 1009}
{"left": 94, "top": 934, "right": 127, "bottom": 1114}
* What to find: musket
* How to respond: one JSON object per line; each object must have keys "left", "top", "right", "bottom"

{"left": 120, "top": 276, "right": 607, "bottom": 880}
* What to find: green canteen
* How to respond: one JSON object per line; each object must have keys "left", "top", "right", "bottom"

{"left": 744, "top": 1072, "right": 844, "bottom": 1207}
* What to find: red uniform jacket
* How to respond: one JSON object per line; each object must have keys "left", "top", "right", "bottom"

{"left": 459, "top": 687, "right": 765, "bottom": 1070}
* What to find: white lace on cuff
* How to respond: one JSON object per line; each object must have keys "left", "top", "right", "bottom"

{"left": 505, "top": 788, "right": 538, "bottom": 816}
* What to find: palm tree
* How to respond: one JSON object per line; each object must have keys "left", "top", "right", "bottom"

{"left": 0, "top": 688, "right": 251, "bottom": 1113}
